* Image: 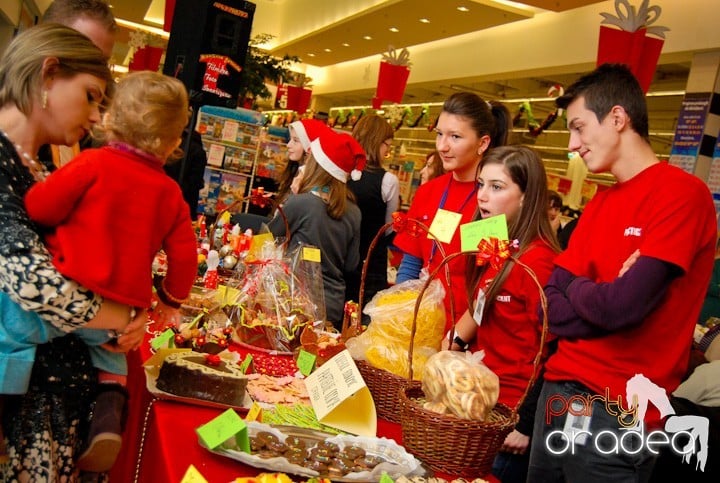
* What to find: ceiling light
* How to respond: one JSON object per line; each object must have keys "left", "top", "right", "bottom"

{"left": 342, "top": 42, "right": 350, "bottom": 47}
{"left": 389, "top": 27, "right": 399, "bottom": 33}
{"left": 419, "top": 18, "right": 430, "bottom": 23}
{"left": 307, "top": 53, "right": 315, "bottom": 57}
{"left": 363, "top": 35, "right": 372, "bottom": 40}
{"left": 457, "top": 6, "right": 469, "bottom": 12}
{"left": 324, "top": 48, "right": 332, "bottom": 52}
{"left": 115, "top": 18, "right": 169, "bottom": 39}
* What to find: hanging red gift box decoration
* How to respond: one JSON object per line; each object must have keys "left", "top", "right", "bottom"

{"left": 275, "top": 76, "right": 313, "bottom": 114}
{"left": 595, "top": 0, "right": 669, "bottom": 93}
{"left": 128, "top": 46, "right": 164, "bottom": 72}
{"left": 372, "top": 46, "right": 412, "bottom": 109}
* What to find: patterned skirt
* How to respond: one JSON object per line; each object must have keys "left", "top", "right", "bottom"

{"left": 1, "top": 335, "right": 106, "bottom": 483}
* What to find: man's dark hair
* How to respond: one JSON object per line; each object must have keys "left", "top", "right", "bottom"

{"left": 43, "top": 0, "right": 116, "bottom": 31}
{"left": 556, "top": 63, "right": 649, "bottom": 140}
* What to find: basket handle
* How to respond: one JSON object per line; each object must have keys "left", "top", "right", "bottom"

{"left": 209, "top": 190, "right": 290, "bottom": 251}
{"left": 407, "top": 248, "right": 548, "bottom": 413}
{"left": 357, "top": 214, "right": 456, "bottom": 325}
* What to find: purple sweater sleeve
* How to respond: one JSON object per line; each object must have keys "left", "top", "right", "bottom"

{"left": 545, "top": 256, "right": 678, "bottom": 337}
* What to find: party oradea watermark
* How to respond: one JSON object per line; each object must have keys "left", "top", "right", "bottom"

{"left": 544, "top": 374, "right": 708, "bottom": 472}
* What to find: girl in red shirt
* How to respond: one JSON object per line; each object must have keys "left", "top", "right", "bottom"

{"left": 444, "top": 145, "right": 560, "bottom": 483}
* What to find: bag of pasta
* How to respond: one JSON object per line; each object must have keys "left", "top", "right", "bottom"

{"left": 345, "top": 278, "right": 445, "bottom": 380}
{"left": 421, "top": 350, "right": 499, "bottom": 421}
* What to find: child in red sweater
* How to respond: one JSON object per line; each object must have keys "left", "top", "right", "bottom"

{"left": 21, "top": 71, "right": 197, "bottom": 471}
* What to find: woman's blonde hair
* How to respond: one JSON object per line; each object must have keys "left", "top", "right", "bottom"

{"left": 297, "top": 156, "right": 354, "bottom": 220}
{"left": 0, "top": 23, "right": 114, "bottom": 114}
{"left": 101, "top": 71, "right": 189, "bottom": 159}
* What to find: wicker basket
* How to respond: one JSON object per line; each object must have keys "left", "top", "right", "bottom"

{"left": 398, "top": 246, "right": 549, "bottom": 478}
{"left": 351, "top": 215, "right": 453, "bottom": 423}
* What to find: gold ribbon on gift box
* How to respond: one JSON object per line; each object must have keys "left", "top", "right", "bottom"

{"left": 600, "top": 0, "right": 669, "bottom": 38}
{"left": 381, "top": 45, "right": 412, "bottom": 67}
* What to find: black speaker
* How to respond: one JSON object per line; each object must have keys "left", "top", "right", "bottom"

{"left": 163, "top": 0, "right": 256, "bottom": 108}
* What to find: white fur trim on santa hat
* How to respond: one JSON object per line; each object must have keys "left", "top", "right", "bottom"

{"left": 310, "top": 138, "right": 348, "bottom": 183}
{"left": 289, "top": 121, "right": 311, "bottom": 150}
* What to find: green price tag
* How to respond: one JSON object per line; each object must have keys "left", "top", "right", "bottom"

{"left": 240, "top": 354, "right": 253, "bottom": 374}
{"left": 196, "top": 408, "right": 249, "bottom": 452}
{"left": 379, "top": 472, "right": 395, "bottom": 483}
{"left": 460, "top": 214, "right": 508, "bottom": 252}
{"left": 150, "top": 328, "right": 175, "bottom": 350}
{"left": 297, "top": 349, "right": 317, "bottom": 376}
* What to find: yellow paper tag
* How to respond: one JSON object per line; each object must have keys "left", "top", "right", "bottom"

{"left": 180, "top": 465, "right": 208, "bottom": 483}
{"left": 245, "top": 402, "right": 263, "bottom": 422}
{"left": 302, "top": 247, "right": 322, "bottom": 263}
{"left": 304, "top": 350, "right": 376, "bottom": 436}
{"left": 427, "top": 209, "right": 463, "bottom": 244}
{"left": 248, "top": 233, "right": 274, "bottom": 261}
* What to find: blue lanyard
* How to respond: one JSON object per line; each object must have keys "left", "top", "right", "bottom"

{"left": 429, "top": 177, "right": 478, "bottom": 262}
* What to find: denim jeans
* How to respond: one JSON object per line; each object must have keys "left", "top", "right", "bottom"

{"left": 527, "top": 380, "right": 657, "bottom": 483}
{"left": 492, "top": 449, "right": 529, "bottom": 483}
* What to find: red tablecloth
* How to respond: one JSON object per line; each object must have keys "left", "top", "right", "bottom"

{"left": 109, "top": 338, "right": 498, "bottom": 482}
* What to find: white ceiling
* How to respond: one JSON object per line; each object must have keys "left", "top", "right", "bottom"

{"left": 33, "top": 0, "right": 691, "bottom": 178}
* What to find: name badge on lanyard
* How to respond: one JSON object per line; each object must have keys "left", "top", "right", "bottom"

{"left": 472, "top": 290, "right": 486, "bottom": 326}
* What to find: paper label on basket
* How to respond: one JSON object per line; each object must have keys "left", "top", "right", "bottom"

{"left": 304, "top": 349, "right": 377, "bottom": 436}
{"left": 196, "top": 408, "right": 249, "bottom": 451}
{"left": 427, "top": 209, "right": 462, "bottom": 244}
{"left": 180, "top": 464, "right": 208, "bottom": 483}
{"left": 302, "top": 247, "right": 321, "bottom": 263}
{"left": 297, "top": 349, "right": 316, "bottom": 376}
{"left": 460, "top": 214, "right": 508, "bottom": 252}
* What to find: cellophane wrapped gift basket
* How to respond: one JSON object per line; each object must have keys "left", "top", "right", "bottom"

{"left": 227, "top": 240, "right": 326, "bottom": 353}
{"left": 345, "top": 213, "right": 451, "bottom": 423}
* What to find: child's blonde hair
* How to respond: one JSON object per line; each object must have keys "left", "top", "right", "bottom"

{"left": 102, "top": 71, "right": 189, "bottom": 159}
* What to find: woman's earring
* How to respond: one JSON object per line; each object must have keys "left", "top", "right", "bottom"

{"left": 41, "top": 90, "right": 48, "bottom": 109}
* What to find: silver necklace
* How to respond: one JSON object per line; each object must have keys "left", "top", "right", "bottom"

{"left": 0, "top": 129, "right": 48, "bottom": 181}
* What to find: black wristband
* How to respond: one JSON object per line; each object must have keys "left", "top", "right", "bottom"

{"left": 453, "top": 335, "right": 470, "bottom": 351}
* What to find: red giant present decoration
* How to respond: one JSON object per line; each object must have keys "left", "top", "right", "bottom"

{"left": 275, "top": 83, "right": 313, "bottom": 114}
{"left": 595, "top": 0, "right": 669, "bottom": 93}
{"left": 128, "top": 46, "right": 164, "bottom": 72}
{"left": 373, "top": 46, "right": 412, "bottom": 109}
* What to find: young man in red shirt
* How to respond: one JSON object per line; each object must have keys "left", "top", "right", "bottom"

{"left": 527, "top": 64, "right": 716, "bottom": 482}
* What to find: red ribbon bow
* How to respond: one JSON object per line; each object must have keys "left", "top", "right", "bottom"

{"left": 391, "top": 212, "right": 421, "bottom": 237}
{"left": 249, "top": 187, "right": 271, "bottom": 208}
{"left": 204, "top": 353, "right": 221, "bottom": 367}
{"left": 475, "top": 237, "right": 516, "bottom": 270}
{"left": 344, "top": 301, "right": 359, "bottom": 317}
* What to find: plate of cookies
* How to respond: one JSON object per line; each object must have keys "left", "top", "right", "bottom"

{"left": 203, "top": 422, "right": 428, "bottom": 482}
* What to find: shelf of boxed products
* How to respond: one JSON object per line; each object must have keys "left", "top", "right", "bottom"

{"left": 196, "top": 105, "right": 288, "bottom": 216}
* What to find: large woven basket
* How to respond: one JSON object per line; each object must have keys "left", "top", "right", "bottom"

{"left": 351, "top": 215, "right": 454, "bottom": 423}
{"left": 398, "top": 247, "right": 549, "bottom": 478}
